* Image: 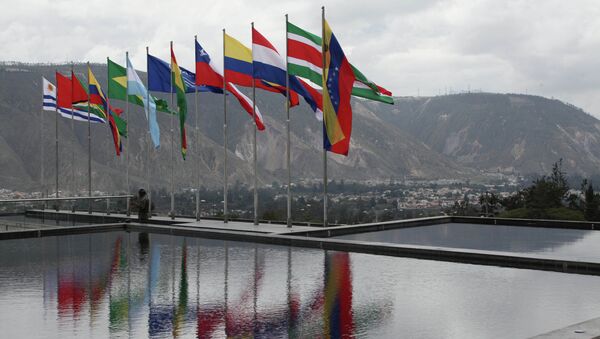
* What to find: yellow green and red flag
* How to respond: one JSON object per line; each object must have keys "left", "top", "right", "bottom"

{"left": 171, "top": 45, "right": 187, "bottom": 159}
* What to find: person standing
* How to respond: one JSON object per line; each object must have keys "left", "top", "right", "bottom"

{"left": 137, "top": 188, "right": 150, "bottom": 221}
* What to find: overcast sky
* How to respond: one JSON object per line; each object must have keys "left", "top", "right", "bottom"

{"left": 3, "top": 0, "right": 600, "bottom": 116}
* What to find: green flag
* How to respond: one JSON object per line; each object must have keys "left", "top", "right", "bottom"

{"left": 108, "top": 58, "right": 174, "bottom": 114}
{"left": 286, "top": 21, "right": 394, "bottom": 105}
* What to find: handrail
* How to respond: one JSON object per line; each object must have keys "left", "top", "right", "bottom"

{"left": 0, "top": 195, "right": 134, "bottom": 203}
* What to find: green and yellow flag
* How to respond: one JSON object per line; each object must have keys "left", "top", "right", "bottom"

{"left": 171, "top": 46, "right": 187, "bottom": 159}
{"left": 107, "top": 58, "right": 173, "bottom": 114}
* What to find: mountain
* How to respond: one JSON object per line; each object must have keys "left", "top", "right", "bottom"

{"left": 3, "top": 63, "right": 600, "bottom": 193}
{"left": 0, "top": 62, "right": 467, "bottom": 192}
{"left": 364, "top": 93, "right": 600, "bottom": 176}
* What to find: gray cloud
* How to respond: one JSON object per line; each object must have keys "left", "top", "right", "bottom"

{"left": 2, "top": 0, "right": 600, "bottom": 116}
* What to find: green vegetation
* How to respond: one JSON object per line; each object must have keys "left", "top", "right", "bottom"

{"left": 448, "top": 159, "right": 597, "bottom": 221}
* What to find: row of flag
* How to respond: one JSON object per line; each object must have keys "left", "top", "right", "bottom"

{"left": 42, "top": 16, "right": 392, "bottom": 158}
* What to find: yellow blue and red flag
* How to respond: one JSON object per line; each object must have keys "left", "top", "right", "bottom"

{"left": 323, "top": 252, "right": 354, "bottom": 337}
{"left": 88, "top": 67, "right": 126, "bottom": 156}
{"left": 224, "top": 33, "right": 299, "bottom": 106}
{"left": 322, "top": 19, "right": 356, "bottom": 156}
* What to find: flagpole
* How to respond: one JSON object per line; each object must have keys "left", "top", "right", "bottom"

{"left": 170, "top": 41, "right": 175, "bottom": 220}
{"left": 87, "top": 62, "right": 92, "bottom": 214}
{"left": 122, "top": 54, "right": 131, "bottom": 216}
{"left": 223, "top": 29, "right": 229, "bottom": 224}
{"left": 41, "top": 78, "right": 45, "bottom": 209}
{"left": 107, "top": 58, "right": 118, "bottom": 216}
{"left": 54, "top": 70, "right": 59, "bottom": 211}
{"left": 146, "top": 46, "right": 152, "bottom": 220}
{"left": 251, "top": 22, "right": 258, "bottom": 226}
{"left": 70, "top": 63, "right": 75, "bottom": 211}
{"left": 321, "top": 6, "right": 328, "bottom": 228}
{"left": 194, "top": 35, "right": 201, "bottom": 222}
{"left": 285, "top": 14, "right": 292, "bottom": 228}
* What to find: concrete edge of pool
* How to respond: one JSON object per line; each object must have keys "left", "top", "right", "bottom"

{"left": 2, "top": 219, "right": 600, "bottom": 278}
{"left": 23, "top": 209, "right": 600, "bottom": 237}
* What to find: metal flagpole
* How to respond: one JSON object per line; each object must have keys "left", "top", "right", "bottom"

{"left": 87, "top": 63, "right": 92, "bottom": 214}
{"left": 251, "top": 22, "right": 258, "bottom": 226}
{"left": 106, "top": 61, "right": 114, "bottom": 216}
{"left": 146, "top": 46, "right": 152, "bottom": 219}
{"left": 41, "top": 78, "right": 46, "bottom": 209}
{"left": 54, "top": 70, "right": 59, "bottom": 211}
{"left": 223, "top": 29, "right": 229, "bottom": 223}
{"left": 170, "top": 41, "right": 175, "bottom": 220}
{"left": 195, "top": 35, "right": 201, "bottom": 222}
{"left": 285, "top": 14, "right": 292, "bottom": 228}
{"left": 122, "top": 54, "right": 131, "bottom": 216}
{"left": 70, "top": 64, "right": 75, "bottom": 211}
{"left": 321, "top": 6, "right": 328, "bottom": 228}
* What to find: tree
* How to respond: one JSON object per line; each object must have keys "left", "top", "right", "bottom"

{"left": 479, "top": 192, "right": 499, "bottom": 216}
{"left": 583, "top": 180, "right": 600, "bottom": 221}
{"left": 524, "top": 159, "right": 569, "bottom": 210}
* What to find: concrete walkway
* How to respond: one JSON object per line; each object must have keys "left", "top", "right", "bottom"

{"left": 173, "top": 219, "right": 314, "bottom": 234}
{"left": 26, "top": 209, "right": 317, "bottom": 234}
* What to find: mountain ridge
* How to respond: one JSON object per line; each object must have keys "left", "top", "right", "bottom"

{"left": 1, "top": 62, "right": 599, "bottom": 192}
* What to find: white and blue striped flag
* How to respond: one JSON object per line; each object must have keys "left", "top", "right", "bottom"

{"left": 42, "top": 77, "right": 57, "bottom": 111}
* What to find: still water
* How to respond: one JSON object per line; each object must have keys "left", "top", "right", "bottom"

{"left": 1, "top": 231, "right": 600, "bottom": 338}
{"left": 336, "top": 223, "right": 600, "bottom": 262}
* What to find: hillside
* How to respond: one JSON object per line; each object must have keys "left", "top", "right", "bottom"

{"left": 365, "top": 93, "right": 600, "bottom": 176}
{"left": 0, "top": 63, "right": 467, "bottom": 192}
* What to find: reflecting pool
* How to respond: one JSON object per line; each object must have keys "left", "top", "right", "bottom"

{"left": 1, "top": 231, "right": 600, "bottom": 338}
{"left": 336, "top": 223, "right": 600, "bottom": 262}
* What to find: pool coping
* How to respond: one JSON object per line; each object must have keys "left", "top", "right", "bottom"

{"left": 291, "top": 215, "right": 600, "bottom": 237}
{"left": 3, "top": 221, "right": 600, "bottom": 277}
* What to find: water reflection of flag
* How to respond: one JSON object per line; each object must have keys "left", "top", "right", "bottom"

{"left": 324, "top": 252, "right": 354, "bottom": 338}
{"left": 91, "top": 236, "right": 122, "bottom": 319}
{"left": 173, "top": 240, "right": 188, "bottom": 337}
{"left": 109, "top": 236, "right": 129, "bottom": 330}
{"left": 148, "top": 240, "right": 173, "bottom": 337}
{"left": 57, "top": 280, "right": 87, "bottom": 318}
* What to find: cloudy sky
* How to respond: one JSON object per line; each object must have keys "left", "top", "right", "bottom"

{"left": 3, "top": 0, "right": 600, "bottom": 116}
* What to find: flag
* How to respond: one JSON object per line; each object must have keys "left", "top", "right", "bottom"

{"left": 71, "top": 72, "right": 88, "bottom": 104}
{"left": 147, "top": 54, "right": 217, "bottom": 94}
{"left": 195, "top": 40, "right": 265, "bottom": 130}
{"left": 126, "top": 56, "right": 160, "bottom": 148}
{"left": 351, "top": 65, "right": 393, "bottom": 104}
{"left": 251, "top": 27, "right": 322, "bottom": 118}
{"left": 224, "top": 33, "right": 299, "bottom": 105}
{"left": 287, "top": 21, "right": 323, "bottom": 86}
{"left": 42, "top": 77, "right": 57, "bottom": 111}
{"left": 89, "top": 67, "right": 126, "bottom": 155}
{"left": 108, "top": 58, "right": 144, "bottom": 106}
{"left": 322, "top": 19, "right": 356, "bottom": 155}
{"left": 223, "top": 33, "right": 254, "bottom": 87}
{"left": 171, "top": 46, "right": 188, "bottom": 159}
{"left": 56, "top": 72, "right": 105, "bottom": 123}
{"left": 287, "top": 21, "right": 393, "bottom": 105}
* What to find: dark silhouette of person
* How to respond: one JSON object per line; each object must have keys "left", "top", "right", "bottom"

{"left": 138, "top": 188, "right": 150, "bottom": 222}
